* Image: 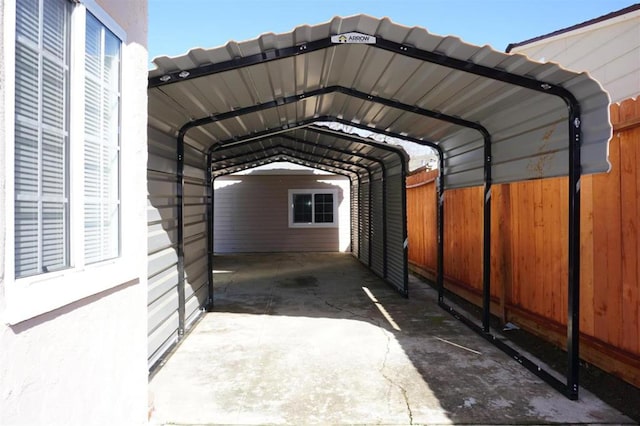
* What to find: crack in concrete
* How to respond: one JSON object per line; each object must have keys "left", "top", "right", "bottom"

{"left": 322, "top": 299, "right": 376, "bottom": 323}
{"left": 309, "top": 289, "right": 378, "bottom": 324}
{"left": 310, "top": 288, "right": 414, "bottom": 424}
{"left": 379, "top": 327, "right": 413, "bottom": 425}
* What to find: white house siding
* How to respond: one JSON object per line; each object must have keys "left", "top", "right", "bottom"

{"left": 214, "top": 174, "right": 351, "bottom": 253}
{"left": 0, "top": 1, "right": 149, "bottom": 425}
{"left": 510, "top": 9, "right": 640, "bottom": 103}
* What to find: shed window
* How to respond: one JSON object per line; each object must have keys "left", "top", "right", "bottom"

{"left": 288, "top": 189, "right": 338, "bottom": 228}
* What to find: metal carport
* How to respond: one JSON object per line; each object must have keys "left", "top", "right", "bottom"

{"left": 146, "top": 15, "right": 611, "bottom": 399}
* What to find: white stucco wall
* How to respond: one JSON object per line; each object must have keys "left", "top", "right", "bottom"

{"left": 510, "top": 9, "right": 640, "bottom": 103}
{"left": 0, "top": 1, "right": 149, "bottom": 425}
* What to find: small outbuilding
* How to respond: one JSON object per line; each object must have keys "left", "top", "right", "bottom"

{"left": 146, "top": 15, "right": 612, "bottom": 398}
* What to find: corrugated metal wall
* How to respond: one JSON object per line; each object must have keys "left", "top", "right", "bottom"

{"left": 147, "top": 128, "right": 210, "bottom": 369}
{"left": 358, "top": 179, "right": 371, "bottom": 266}
{"left": 147, "top": 128, "right": 180, "bottom": 368}
{"left": 386, "top": 168, "right": 406, "bottom": 293}
{"left": 183, "top": 144, "right": 209, "bottom": 328}
{"left": 351, "top": 178, "right": 359, "bottom": 258}
{"left": 370, "top": 175, "right": 385, "bottom": 278}
{"left": 351, "top": 162, "right": 407, "bottom": 295}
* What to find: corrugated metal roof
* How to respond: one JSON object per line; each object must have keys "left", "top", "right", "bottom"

{"left": 210, "top": 126, "right": 407, "bottom": 178}
{"left": 148, "top": 14, "right": 611, "bottom": 189}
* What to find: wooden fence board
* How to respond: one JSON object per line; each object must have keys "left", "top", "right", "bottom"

{"left": 593, "top": 117, "right": 623, "bottom": 347}
{"left": 580, "top": 174, "right": 595, "bottom": 337}
{"left": 406, "top": 97, "right": 640, "bottom": 387}
{"left": 619, "top": 99, "right": 640, "bottom": 355}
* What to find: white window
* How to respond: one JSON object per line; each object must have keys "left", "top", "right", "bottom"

{"left": 5, "top": 0, "right": 129, "bottom": 323}
{"left": 83, "top": 11, "right": 121, "bottom": 264}
{"left": 14, "top": 0, "right": 72, "bottom": 277}
{"left": 14, "top": 0, "right": 121, "bottom": 277}
{"left": 288, "top": 189, "right": 338, "bottom": 228}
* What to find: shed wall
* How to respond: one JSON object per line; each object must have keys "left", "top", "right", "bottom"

{"left": 214, "top": 174, "right": 351, "bottom": 253}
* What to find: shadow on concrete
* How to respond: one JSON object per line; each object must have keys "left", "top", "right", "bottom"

{"left": 178, "top": 252, "right": 634, "bottom": 425}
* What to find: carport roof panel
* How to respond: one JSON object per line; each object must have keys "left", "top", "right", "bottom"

{"left": 149, "top": 14, "right": 612, "bottom": 188}
{"left": 209, "top": 126, "right": 409, "bottom": 179}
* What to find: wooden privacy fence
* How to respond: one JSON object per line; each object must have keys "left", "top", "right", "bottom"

{"left": 406, "top": 97, "right": 640, "bottom": 388}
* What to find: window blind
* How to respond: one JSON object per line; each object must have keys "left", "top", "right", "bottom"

{"left": 14, "top": 0, "right": 70, "bottom": 277}
{"left": 83, "top": 13, "right": 120, "bottom": 264}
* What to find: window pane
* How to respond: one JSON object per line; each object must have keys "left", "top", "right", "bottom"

{"left": 14, "top": 0, "right": 70, "bottom": 277}
{"left": 42, "top": 0, "right": 68, "bottom": 58}
{"left": 42, "top": 202, "right": 67, "bottom": 272}
{"left": 16, "top": 0, "right": 39, "bottom": 45}
{"left": 14, "top": 201, "right": 38, "bottom": 277}
{"left": 14, "top": 43, "right": 39, "bottom": 120}
{"left": 293, "top": 194, "right": 312, "bottom": 223}
{"left": 42, "top": 57, "right": 66, "bottom": 128}
{"left": 42, "top": 131, "right": 65, "bottom": 196}
{"left": 84, "top": 13, "right": 121, "bottom": 264}
{"left": 14, "top": 123, "right": 39, "bottom": 196}
{"left": 314, "top": 193, "right": 334, "bottom": 223}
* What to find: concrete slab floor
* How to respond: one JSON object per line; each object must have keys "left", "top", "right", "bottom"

{"left": 149, "top": 253, "right": 634, "bottom": 425}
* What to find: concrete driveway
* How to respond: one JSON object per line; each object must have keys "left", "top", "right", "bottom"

{"left": 149, "top": 253, "right": 632, "bottom": 425}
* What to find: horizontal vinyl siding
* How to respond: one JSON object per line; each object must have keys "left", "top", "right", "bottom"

{"left": 512, "top": 16, "right": 640, "bottom": 103}
{"left": 214, "top": 174, "right": 350, "bottom": 253}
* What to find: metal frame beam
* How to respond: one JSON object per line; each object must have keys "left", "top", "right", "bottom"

{"left": 214, "top": 155, "right": 357, "bottom": 181}
{"left": 212, "top": 146, "right": 367, "bottom": 177}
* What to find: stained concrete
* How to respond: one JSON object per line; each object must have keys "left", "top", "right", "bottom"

{"left": 149, "top": 253, "right": 633, "bottom": 425}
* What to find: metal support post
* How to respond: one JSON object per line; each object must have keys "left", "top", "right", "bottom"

{"left": 206, "top": 153, "right": 214, "bottom": 310}
{"left": 483, "top": 136, "right": 493, "bottom": 333}
{"left": 436, "top": 152, "right": 445, "bottom": 303}
{"left": 567, "top": 109, "right": 582, "bottom": 400}
{"left": 176, "top": 131, "right": 186, "bottom": 335}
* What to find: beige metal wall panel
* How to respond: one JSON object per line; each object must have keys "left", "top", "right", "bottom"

{"left": 370, "top": 178, "right": 385, "bottom": 277}
{"left": 351, "top": 180, "right": 360, "bottom": 258}
{"left": 385, "top": 173, "right": 406, "bottom": 292}
{"left": 147, "top": 160, "right": 180, "bottom": 367}
{"left": 147, "top": 126, "right": 209, "bottom": 368}
{"left": 359, "top": 180, "right": 371, "bottom": 265}
{"left": 184, "top": 236, "right": 208, "bottom": 328}
{"left": 214, "top": 174, "right": 350, "bottom": 253}
{"left": 183, "top": 172, "right": 209, "bottom": 330}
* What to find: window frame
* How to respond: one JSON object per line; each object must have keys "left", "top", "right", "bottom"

{"left": 288, "top": 189, "right": 339, "bottom": 228}
{"left": 3, "top": 0, "right": 133, "bottom": 325}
